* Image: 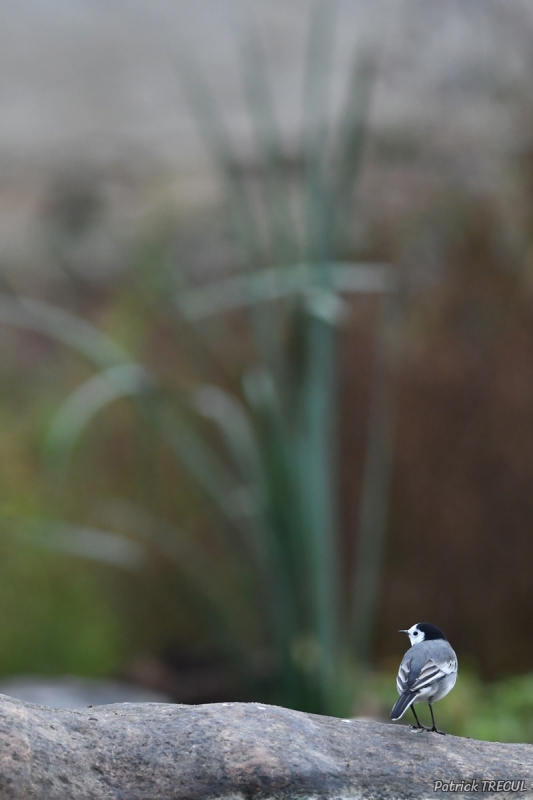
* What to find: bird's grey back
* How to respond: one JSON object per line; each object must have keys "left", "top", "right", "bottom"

{"left": 401, "top": 640, "right": 456, "bottom": 687}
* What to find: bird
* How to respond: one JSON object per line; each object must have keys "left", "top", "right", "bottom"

{"left": 390, "top": 622, "right": 457, "bottom": 735}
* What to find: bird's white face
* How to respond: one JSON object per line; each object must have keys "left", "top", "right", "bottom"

{"left": 405, "top": 624, "right": 425, "bottom": 646}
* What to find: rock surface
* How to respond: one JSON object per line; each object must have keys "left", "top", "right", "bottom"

{"left": 0, "top": 695, "right": 531, "bottom": 799}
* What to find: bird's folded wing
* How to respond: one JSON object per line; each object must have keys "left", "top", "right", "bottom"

{"left": 409, "top": 656, "right": 457, "bottom": 694}
{"left": 396, "top": 660, "right": 410, "bottom": 693}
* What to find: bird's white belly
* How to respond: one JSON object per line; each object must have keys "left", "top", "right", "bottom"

{"left": 413, "top": 671, "right": 457, "bottom": 704}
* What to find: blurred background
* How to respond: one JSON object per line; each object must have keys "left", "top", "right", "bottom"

{"left": 1, "top": 0, "right": 533, "bottom": 741}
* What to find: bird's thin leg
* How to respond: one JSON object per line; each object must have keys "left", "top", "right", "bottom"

{"left": 410, "top": 706, "right": 429, "bottom": 731}
{"left": 428, "top": 703, "right": 446, "bottom": 735}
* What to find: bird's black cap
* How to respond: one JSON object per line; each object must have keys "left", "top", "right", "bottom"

{"left": 416, "top": 623, "right": 447, "bottom": 641}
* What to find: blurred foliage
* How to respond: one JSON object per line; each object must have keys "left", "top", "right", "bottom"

{"left": 0, "top": 2, "right": 400, "bottom": 716}
{"left": 0, "top": 342, "right": 129, "bottom": 679}
{"left": 366, "top": 669, "right": 533, "bottom": 743}
{"left": 0, "top": 538, "right": 122, "bottom": 677}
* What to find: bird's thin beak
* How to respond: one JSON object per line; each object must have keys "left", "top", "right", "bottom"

{"left": 398, "top": 629, "right": 408, "bottom": 634}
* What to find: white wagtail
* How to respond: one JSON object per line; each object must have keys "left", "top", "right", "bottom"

{"left": 390, "top": 623, "right": 457, "bottom": 734}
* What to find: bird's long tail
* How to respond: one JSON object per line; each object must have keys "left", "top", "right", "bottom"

{"left": 390, "top": 691, "right": 417, "bottom": 721}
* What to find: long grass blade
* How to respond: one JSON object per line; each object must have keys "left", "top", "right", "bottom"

{"left": 302, "top": 0, "right": 338, "bottom": 265}
{"left": 176, "top": 46, "right": 283, "bottom": 373}
{"left": 232, "top": 1, "right": 299, "bottom": 266}
{"left": 7, "top": 518, "right": 145, "bottom": 571}
{"left": 192, "top": 383, "right": 283, "bottom": 599}
{"left": 330, "top": 56, "right": 377, "bottom": 258}
{"left": 0, "top": 294, "right": 130, "bottom": 369}
{"left": 193, "top": 383, "right": 262, "bottom": 486}
{"left": 44, "top": 363, "right": 150, "bottom": 468}
{"left": 293, "top": 309, "right": 341, "bottom": 709}
{"left": 195, "top": 374, "right": 313, "bottom": 681}
{"left": 175, "top": 261, "right": 394, "bottom": 320}
{"left": 175, "top": 49, "right": 263, "bottom": 271}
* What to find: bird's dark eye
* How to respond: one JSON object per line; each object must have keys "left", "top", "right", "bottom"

{"left": 413, "top": 631, "right": 418, "bottom": 635}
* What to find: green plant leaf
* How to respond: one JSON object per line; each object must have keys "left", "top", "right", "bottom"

{"left": 0, "top": 294, "right": 130, "bottom": 369}
{"left": 44, "top": 363, "right": 150, "bottom": 468}
{"left": 193, "top": 383, "right": 262, "bottom": 486}
{"left": 6, "top": 518, "right": 145, "bottom": 571}
{"left": 175, "top": 262, "right": 394, "bottom": 320}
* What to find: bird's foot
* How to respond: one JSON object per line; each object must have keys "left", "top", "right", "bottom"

{"left": 429, "top": 726, "right": 446, "bottom": 735}
{"left": 409, "top": 723, "right": 430, "bottom": 732}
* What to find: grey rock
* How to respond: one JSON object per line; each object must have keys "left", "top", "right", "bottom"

{"left": 0, "top": 697, "right": 531, "bottom": 799}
